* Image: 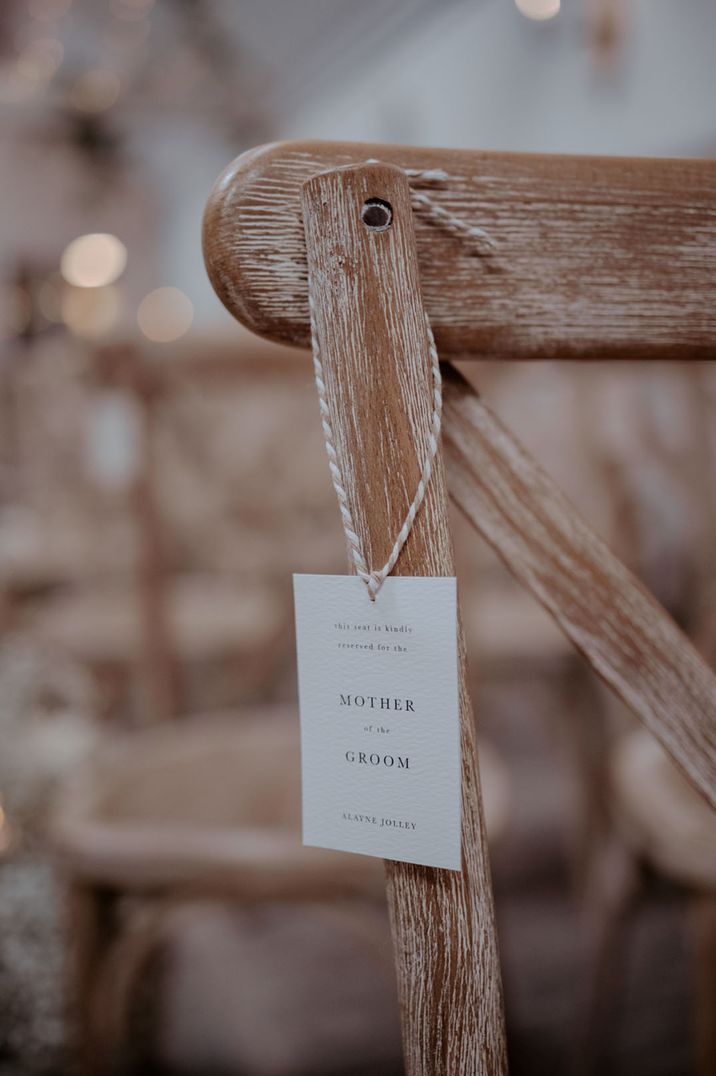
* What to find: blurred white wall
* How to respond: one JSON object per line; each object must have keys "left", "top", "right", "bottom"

{"left": 280, "top": 0, "right": 716, "bottom": 157}
{"left": 4, "top": 0, "right": 714, "bottom": 334}
{"left": 189, "top": 0, "right": 716, "bottom": 329}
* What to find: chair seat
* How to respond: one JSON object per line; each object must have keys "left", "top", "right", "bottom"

{"left": 610, "top": 728, "right": 716, "bottom": 890}
{"left": 52, "top": 708, "right": 510, "bottom": 896}
{"left": 0, "top": 510, "right": 88, "bottom": 594}
{"left": 33, "top": 574, "right": 285, "bottom": 664}
{"left": 52, "top": 709, "right": 382, "bottom": 899}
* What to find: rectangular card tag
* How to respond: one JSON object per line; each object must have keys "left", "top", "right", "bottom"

{"left": 293, "top": 574, "right": 461, "bottom": 871}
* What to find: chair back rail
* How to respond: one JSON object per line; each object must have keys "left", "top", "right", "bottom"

{"left": 203, "top": 140, "right": 716, "bottom": 362}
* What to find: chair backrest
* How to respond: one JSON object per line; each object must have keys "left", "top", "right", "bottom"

{"left": 202, "top": 141, "right": 716, "bottom": 1076}
{"left": 203, "top": 140, "right": 716, "bottom": 361}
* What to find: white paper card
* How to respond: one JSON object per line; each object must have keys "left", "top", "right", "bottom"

{"left": 293, "top": 574, "right": 461, "bottom": 871}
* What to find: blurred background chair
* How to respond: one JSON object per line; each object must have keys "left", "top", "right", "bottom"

{"left": 25, "top": 343, "right": 295, "bottom": 724}
{"left": 580, "top": 595, "right": 716, "bottom": 1076}
{"left": 51, "top": 707, "right": 510, "bottom": 1076}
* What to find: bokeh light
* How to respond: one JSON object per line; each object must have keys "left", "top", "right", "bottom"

{"left": 27, "top": 0, "right": 73, "bottom": 22}
{"left": 60, "top": 234, "right": 127, "bottom": 288}
{"left": 137, "top": 287, "right": 194, "bottom": 343}
{"left": 61, "top": 285, "right": 121, "bottom": 339}
{"left": 37, "top": 276, "right": 64, "bottom": 323}
{"left": 15, "top": 38, "right": 64, "bottom": 86}
{"left": 515, "top": 0, "right": 561, "bottom": 20}
{"left": 70, "top": 69, "right": 122, "bottom": 113}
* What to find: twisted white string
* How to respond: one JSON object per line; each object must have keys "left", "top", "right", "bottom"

{"left": 409, "top": 188, "right": 497, "bottom": 253}
{"left": 308, "top": 163, "right": 493, "bottom": 601}
{"left": 309, "top": 291, "right": 443, "bottom": 602}
{"left": 371, "top": 162, "right": 498, "bottom": 255}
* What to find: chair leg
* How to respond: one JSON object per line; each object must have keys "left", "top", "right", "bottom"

{"left": 67, "top": 880, "right": 113, "bottom": 1076}
{"left": 692, "top": 894, "right": 716, "bottom": 1076}
{"left": 555, "top": 658, "right": 612, "bottom": 897}
{"left": 574, "top": 835, "right": 641, "bottom": 1076}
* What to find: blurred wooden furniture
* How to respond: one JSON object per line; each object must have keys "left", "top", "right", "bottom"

{"left": 585, "top": 599, "right": 716, "bottom": 1075}
{"left": 611, "top": 729, "right": 716, "bottom": 891}
{"left": 51, "top": 707, "right": 510, "bottom": 1075}
{"left": 580, "top": 728, "right": 716, "bottom": 1076}
{"left": 0, "top": 510, "right": 86, "bottom": 598}
{"left": 27, "top": 343, "right": 299, "bottom": 722}
{"left": 33, "top": 574, "right": 286, "bottom": 721}
{"left": 53, "top": 708, "right": 379, "bottom": 1076}
{"left": 203, "top": 141, "right": 716, "bottom": 1075}
{"left": 128, "top": 899, "right": 404, "bottom": 1076}
{"left": 0, "top": 509, "right": 88, "bottom": 632}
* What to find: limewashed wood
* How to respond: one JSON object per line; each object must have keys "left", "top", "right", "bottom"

{"left": 203, "top": 138, "right": 716, "bottom": 812}
{"left": 302, "top": 162, "right": 507, "bottom": 1076}
{"left": 442, "top": 365, "right": 716, "bottom": 810}
{"left": 203, "top": 139, "right": 716, "bottom": 362}
{"left": 203, "top": 138, "right": 716, "bottom": 1076}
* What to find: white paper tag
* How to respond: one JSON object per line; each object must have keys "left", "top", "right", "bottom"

{"left": 293, "top": 574, "right": 461, "bottom": 871}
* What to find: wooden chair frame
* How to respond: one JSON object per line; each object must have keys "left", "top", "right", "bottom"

{"left": 203, "top": 141, "right": 716, "bottom": 1076}
{"left": 81, "top": 340, "right": 298, "bottom": 723}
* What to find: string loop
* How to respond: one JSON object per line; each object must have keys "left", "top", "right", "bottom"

{"left": 309, "top": 297, "right": 442, "bottom": 602}
{"left": 309, "top": 162, "right": 491, "bottom": 601}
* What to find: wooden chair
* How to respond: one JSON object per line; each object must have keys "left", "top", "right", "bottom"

{"left": 571, "top": 726, "right": 716, "bottom": 1076}
{"left": 30, "top": 343, "right": 289, "bottom": 723}
{"left": 579, "top": 591, "right": 716, "bottom": 1076}
{"left": 202, "top": 141, "right": 716, "bottom": 1075}
{"left": 0, "top": 508, "right": 89, "bottom": 634}
{"left": 34, "top": 574, "right": 286, "bottom": 720}
{"left": 51, "top": 707, "right": 510, "bottom": 1074}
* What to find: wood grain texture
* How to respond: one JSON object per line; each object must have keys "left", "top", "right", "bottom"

{"left": 302, "top": 163, "right": 507, "bottom": 1075}
{"left": 443, "top": 364, "right": 716, "bottom": 810}
{"left": 203, "top": 139, "right": 716, "bottom": 361}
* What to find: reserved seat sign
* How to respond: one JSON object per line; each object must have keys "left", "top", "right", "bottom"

{"left": 293, "top": 574, "right": 461, "bottom": 870}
